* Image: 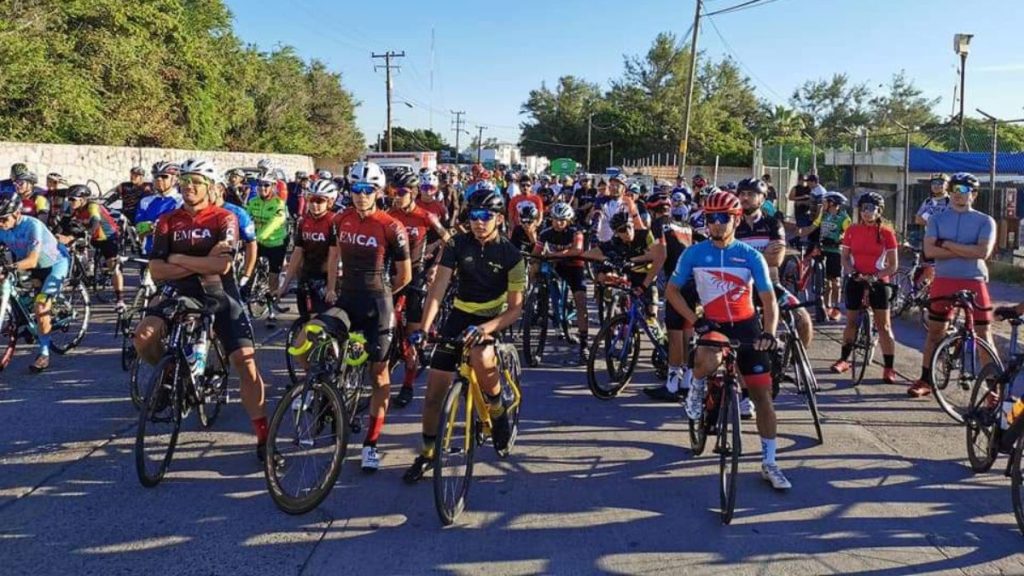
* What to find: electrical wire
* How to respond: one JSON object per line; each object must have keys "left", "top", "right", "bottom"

{"left": 703, "top": 13, "right": 786, "bottom": 103}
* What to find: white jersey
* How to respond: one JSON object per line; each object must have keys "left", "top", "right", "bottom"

{"left": 916, "top": 195, "right": 950, "bottom": 222}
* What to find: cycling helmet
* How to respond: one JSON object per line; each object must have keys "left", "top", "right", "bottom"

{"left": 152, "top": 161, "right": 180, "bottom": 176}
{"left": 628, "top": 182, "right": 641, "bottom": 195}
{"left": 15, "top": 171, "right": 38, "bottom": 184}
{"left": 646, "top": 192, "right": 671, "bottom": 211}
{"left": 736, "top": 177, "right": 768, "bottom": 195}
{"left": 347, "top": 161, "right": 386, "bottom": 189}
{"left": 703, "top": 191, "right": 743, "bottom": 215}
{"left": 692, "top": 174, "right": 707, "bottom": 188}
{"left": 517, "top": 202, "right": 540, "bottom": 224}
{"left": 823, "top": 191, "right": 847, "bottom": 205}
{"left": 700, "top": 185, "right": 720, "bottom": 199}
{"left": 393, "top": 171, "right": 420, "bottom": 189}
{"left": 46, "top": 172, "right": 66, "bottom": 184}
{"left": 857, "top": 191, "right": 884, "bottom": 208}
{"left": 307, "top": 179, "right": 339, "bottom": 199}
{"left": 295, "top": 171, "right": 309, "bottom": 180}
{"left": 950, "top": 172, "right": 980, "bottom": 190}
{"left": 609, "top": 211, "right": 632, "bottom": 231}
{"left": 317, "top": 169, "right": 334, "bottom": 181}
{"left": 9, "top": 163, "right": 28, "bottom": 179}
{"left": 67, "top": 184, "right": 91, "bottom": 199}
{"left": 257, "top": 172, "right": 275, "bottom": 185}
{"left": 929, "top": 172, "right": 950, "bottom": 183}
{"left": 550, "top": 202, "right": 575, "bottom": 221}
{"left": 474, "top": 180, "right": 497, "bottom": 193}
{"left": 671, "top": 191, "right": 687, "bottom": 205}
{"left": 227, "top": 168, "right": 245, "bottom": 179}
{"left": 0, "top": 195, "right": 19, "bottom": 217}
{"left": 130, "top": 166, "right": 146, "bottom": 176}
{"left": 421, "top": 173, "right": 439, "bottom": 188}
{"left": 180, "top": 158, "right": 219, "bottom": 181}
{"left": 466, "top": 188, "right": 504, "bottom": 214}
{"left": 257, "top": 158, "right": 273, "bottom": 173}
{"left": 723, "top": 181, "right": 738, "bottom": 192}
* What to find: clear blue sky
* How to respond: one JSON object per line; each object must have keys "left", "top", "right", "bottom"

{"left": 225, "top": 0, "right": 1024, "bottom": 147}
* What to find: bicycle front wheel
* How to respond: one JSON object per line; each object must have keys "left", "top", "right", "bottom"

{"left": 932, "top": 333, "right": 1001, "bottom": 424}
{"left": 135, "top": 356, "right": 183, "bottom": 487}
{"left": 793, "top": 338, "right": 823, "bottom": 444}
{"left": 850, "top": 314, "right": 874, "bottom": 386}
{"left": 965, "top": 363, "right": 1004, "bottom": 472}
{"left": 264, "top": 377, "right": 348, "bottom": 515}
{"left": 522, "top": 290, "right": 548, "bottom": 367}
{"left": 50, "top": 282, "right": 90, "bottom": 354}
{"left": 285, "top": 318, "right": 305, "bottom": 386}
{"left": 434, "top": 378, "right": 475, "bottom": 526}
{"left": 718, "top": 384, "right": 741, "bottom": 525}
{"left": 586, "top": 314, "right": 640, "bottom": 399}
{"left": 497, "top": 344, "right": 523, "bottom": 455}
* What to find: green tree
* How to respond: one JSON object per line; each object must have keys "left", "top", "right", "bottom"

{"left": 385, "top": 127, "right": 448, "bottom": 152}
{"left": 790, "top": 73, "right": 872, "bottom": 143}
{"left": 519, "top": 75, "right": 604, "bottom": 164}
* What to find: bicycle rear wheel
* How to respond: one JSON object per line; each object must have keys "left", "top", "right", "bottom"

{"left": 1011, "top": 435, "right": 1024, "bottom": 537}
{"left": 247, "top": 268, "right": 270, "bottom": 320}
{"left": 793, "top": 338, "right": 823, "bottom": 444}
{"left": 50, "top": 282, "right": 90, "bottom": 354}
{"left": 338, "top": 362, "right": 370, "bottom": 434}
{"left": 135, "top": 356, "right": 182, "bottom": 487}
{"left": 586, "top": 314, "right": 641, "bottom": 399}
{"left": 197, "top": 340, "right": 230, "bottom": 428}
{"left": 717, "top": 384, "right": 741, "bottom": 525}
{"left": 932, "top": 333, "right": 1001, "bottom": 424}
{"left": 0, "top": 308, "right": 18, "bottom": 371}
{"left": 965, "top": 363, "right": 1004, "bottom": 472}
{"left": 497, "top": 344, "right": 522, "bottom": 455}
{"left": 850, "top": 314, "right": 874, "bottom": 386}
{"left": 120, "top": 310, "right": 139, "bottom": 371}
{"left": 891, "top": 270, "right": 913, "bottom": 317}
{"left": 434, "top": 378, "right": 475, "bottom": 526}
{"left": 522, "top": 290, "right": 548, "bottom": 367}
{"left": 264, "top": 377, "right": 348, "bottom": 515}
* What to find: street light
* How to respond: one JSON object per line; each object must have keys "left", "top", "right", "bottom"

{"left": 954, "top": 33, "right": 973, "bottom": 151}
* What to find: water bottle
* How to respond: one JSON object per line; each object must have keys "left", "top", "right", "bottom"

{"left": 193, "top": 327, "right": 209, "bottom": 378}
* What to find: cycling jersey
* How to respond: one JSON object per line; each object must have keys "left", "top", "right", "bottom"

{"left": 508, "top": 226, "right": 536, "bottom": 254}
{"left": 842, "top": 223, "right": 897, "bottom": 278}
{"left": 669, "top": 239, "right": 773, "bottom": 324}
{"left": 440, "top": 232, "right": 527, "bottom": 318}
{"left": 286, "top": 182, "right": 307, "bottom": 217}
{"left": 294, "top": 212, "right": 335, "bottom": 278}
{"left": 916, "top": 195, "right": 950, "bottom": 223}
{"left": 0, "top": 215, "right": 66, "bottom": 269}
{"left": 332, "top": 209, "right": 409, "bottom": 294}
{"left": 220, "top": 202, "right": 257, "bottom": 244}
{"left": 688, "top": 208, "right": 707, "bottom": 239}
{"left": 651, "top": 215, "right": 692, "bottom": 275}
{"left": 926, "top": 208, "right": 996, "bottom": 281}
{"left": 150, "top": 205, "right": 239, "bottom": 296}
{"left": 735, "top": 213, "right": 784, "bottom": 253}
{"left": 71, "top": 201, "right": 119, "bottom": 242}
{"left": 418, "top": 198, "right": 449, "bottom": 236}
{"left": 111, "top": 182, "right": 152, "bottom": 222}
{"left": 136, "top": 191, "right": 183, "bottom": 254}
{"left": 246, "top": 196, "right": 288, "bottom": 247}
{"left": 813, "top": 211, "right": 851, "bottom": 252}
{"left": 593, "top": 196, "right": 639, "bottom": 243}
{"left": 537, "top": 225, "right": 584, "bottom": 267}
{"left": 598, "top": 230, "right": 655, "bottom": 275}
{"left": 20, "top": 194, "right": 49, "bottom": 218}
{"left": 389, "top": 205, "right": 441, "bottom": 271}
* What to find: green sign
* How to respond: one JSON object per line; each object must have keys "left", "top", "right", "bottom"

{"left": 550, "top": 158, "right": 577, "bottom": 176}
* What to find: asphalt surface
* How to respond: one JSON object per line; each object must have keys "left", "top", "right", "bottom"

{"left": 1, "top": 277, "right": 1023, "bottom": 576}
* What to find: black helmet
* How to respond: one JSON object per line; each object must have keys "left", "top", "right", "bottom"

{"left": 857, "top": 191, "right": 884, "bottom": 209}
{"left": 466, "top": 188, "right": 504, "bottom": 214}
{"left": 393, "top": 171, "right": 420, "bottom": 189}
{"left": 949, "top": 172, "right": 980, "bottom": 190}
{"left": 736, "top": 177, "right": 768, "bottom": 195}
{"left": 609, "top": 211, "right": 632, "bottom": 231}
{"left": 0, "top": 195, "right": 19, "bottom": 217}
{"left": 517, "top": 202, "right": 540, "bottom": 224}
{"left": 67, "top": 184, "right": 92, "bottom": 199}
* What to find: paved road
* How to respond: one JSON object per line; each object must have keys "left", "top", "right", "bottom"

{"left": 2, "top": 283, "right": 1024, "bottom": 576}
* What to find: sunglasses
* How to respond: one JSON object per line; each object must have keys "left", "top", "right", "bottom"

{"left": 259, "top": 182, "right": 274, "bottom": 188}
{"left": 350, "top": 183, "right": 376, "bottom": 195}
{"left": 308, "top": 197, "right": 330, "bottom": 205}
{"left": 615, "top": 225, "right": 633, "bottom": 233}
{"left": 860, "top": 204, "right": 879, "bottom": 213}
{"left": 706, "top": 213, "right": 733, "bottom": 225}
{"left": 930, "top": 180, "right": 946, "bottom": 186}
{"left": 182, "top": 177, "right": 209, "bottom": 188}
{"left": 468, "top": 209, "right": 495, "bottom": 222}
{"left": 951, "top": 184, "right": 974, "bottom": 195}
{"left": 155, "top": 174, "right": 172, "bottom": 180}
{"left": 395, "top": 187, "right": 413, "bottom": 196}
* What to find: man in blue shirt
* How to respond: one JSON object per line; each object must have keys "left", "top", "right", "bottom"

{"left": 135, "top": 162, "right": 183, "bottom": 255}
{"left": 213, "top": 182, "right": 258, "bottom": 294}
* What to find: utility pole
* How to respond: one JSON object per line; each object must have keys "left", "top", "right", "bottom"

{"left": 679, "top": 0, "right": 702, "bottom": 177}
{"left": 451, "top": 110, "right": 466, "bottom": 163}
{"left": 475, "top": 125, "right": 486, "bottom": 164}
{"left": 372, "top": 50, "right": 406, "bottom": 152}
{"left": 609, "top": 141, "right": 614, "bottom": 169}
{"left": 586, "top": 112, "right": 593, "bottom": 171}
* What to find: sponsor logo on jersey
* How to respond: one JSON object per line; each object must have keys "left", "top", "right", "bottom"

{"left": 338, "top": 230, "right": 378, "bottom": 247}
{"left": 303, "top": 231, "right": 327, "bottom": 242}
{"left": 173, "top": 228, "right": 213, "bottom": 242}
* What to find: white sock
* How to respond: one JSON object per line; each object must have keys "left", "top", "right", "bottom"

{"left": 761, "top": 437, "right": 777, "bottom": 465}
{"left": 666, "top": 365, "right": 683, "bottom": 392}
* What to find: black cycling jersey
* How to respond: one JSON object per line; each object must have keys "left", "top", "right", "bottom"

{"left": 598, "top": 230, "right": 654, "bottom": 275}
{"left": 651, "top": 214, "right": 692, "bottom": 275}
{"left": 508, "top": 226, "right": 535, "bottom": 254}
{"left": 735, "top": 212, "right": 785, "bottom": 253}
{"left": 439, "top": 232, "right": 527, "bottom": 318}
{"left": 537, "top": 225, "right": 584, "bottom": 267}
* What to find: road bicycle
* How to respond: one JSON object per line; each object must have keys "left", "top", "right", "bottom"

{"left": 430, "top": 334, "right": 521, "bottom": 525}
{"left": 891, "top": 243, "right": 931, "bottom": 328}
{"left": 264, "top": 322, "right": 374, "bottom": 514}
{"left": 775, "top": 298, "right": 823, "bottom": 444}
{"left": 0, "top": 263, "right": 90, "bottom": 370}
{"left": 245, "top": 256, "right": 288, "bottom": 321}
{"left": 780, "top": 239, "right": 826, "bottom": 323}
{"left": 847, "top": 276, "right": 899, "bottom": 386}
{"left": 930, "top": 290, "right": 1003, "bottom": 424}
{"left": 134, "top": 294, "right": 231, "bottom": 487}
{"left": 586, "top": 274, "right": 668, "bottom": 399}
{"left": 520, "top": 254, "right": 578, "bottom": 367}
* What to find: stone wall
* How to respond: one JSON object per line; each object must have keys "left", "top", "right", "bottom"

{"left": 0, "top": 141, "right": 314, "bottom": 193}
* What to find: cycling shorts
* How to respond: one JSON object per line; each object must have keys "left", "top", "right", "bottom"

{"left": 703, "top": 318, "right": 773, "bottom": 389}
{"left": 928, "top": 278, "right": 992, "bottom": 326}
{"left": 397, "top": 278, "right": 427, "bottom": 325}
{"left": 823, "top": 251, "right": 842, "bottom": 280}
{"left": 258, "top": 244, "right": 287, "bottom": 274}
{"left": 94, "top": 237, "right": 119, "bottom": 261}
{"left": 430, "top": 308, "right": 494, "bottom": 372}
{"left": 845, "top": 280, "right": 892, "bottom": 311}
{"left": 317, "top": 291, "right": 394, "bottom": 363}
{"left": 28, "top": 256, "right": 69, "bottom": 299}
{"left": 296, "top": 276, "right": 330, "bottom": 322}
{"left": 555, "top": 264, "right": 586, "bottom": 293}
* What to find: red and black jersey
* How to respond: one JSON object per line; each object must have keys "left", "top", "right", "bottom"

{"left": 332, "top": 209, "right": 409, "bottom": 293}
{"left": 418, "top": 198, "right": 448, "bottom": 243}
{"left": 294, "top": 212, "right": 336, "bottom": 279}
{"left": 151, "top": 205, "right": 238, "bottom": 294}
{"left": 389, "top": 204, "right": 440, "bottom": 270}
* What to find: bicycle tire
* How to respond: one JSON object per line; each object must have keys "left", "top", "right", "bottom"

{"left": 120, "top": 310, "right": 139, "bottom": 372}
{"left": 891, "top": 270, "right": 914, "bottom": 317}
{"left": 718, "top": 383, "right": 741, "bottom": 525}
{"left": 197, "top": 339, "right": 230, "bottom": 428}
{"left": 522, "top": 289, "right": 548, "bottom": 367}
{"left": 498, "top": 344, "right": 522, "bottom": 455}
{"left": 965, "top": 363, "right": 1004, "bottom": 473}
{"left": 247, "top": 267, "right": 270, "bottom": 320}
{"left": 285, "top": 318, "right": 305, "bottom": 386}
{"left": 0, "top": 307, "right": 18, "bottom": 371}
{"left": 135, "top": 356, "right": 183, "bottom": 487}
{"left": 586, "top": 314, "right": 641, "bottom": 399}
{"left": 850, "top": 313, "right": 874, "bottom": 386}
{"left": 50, "top": 282, "right": 90, "bottom": 354}
{"left": 932, "top": 332, "right": 1002, "bottom": 424}
{"left": 434, "top": 378, "right": 475, "bottom": 526}
{"left": 812, "top": 263, "right": 827, "bottom": 323}
{"left": 264, "top": 377, "right": 348, "bottom": 515}
{"left": 338, "top": 362, "right": 370, "bottom": 434}
{"left": 1011, "top": 435, "right": 1024, "bottom": 537}
{"left": 793, "top": 337, "right": 823, "bottom": 444}
{"left": 779, "top": 256, "right": 800, "bottom": 297}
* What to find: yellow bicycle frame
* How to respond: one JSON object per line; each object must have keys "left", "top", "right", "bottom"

{"left": 443, "top": 342, "right": 522, "bottom": 454}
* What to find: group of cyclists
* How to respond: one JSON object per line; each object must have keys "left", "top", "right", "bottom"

{"left": 1, "top": 153, "right": 1021, "bottom": 503}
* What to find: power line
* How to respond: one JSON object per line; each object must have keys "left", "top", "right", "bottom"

{"left": 703, "top": 14, "right": 786, "bottom": 103}
{"left": 522, "top": 138, "right": 612, "bottom": 149}
{"left": 704, "top": 0, "right": 782, "bottom": 17}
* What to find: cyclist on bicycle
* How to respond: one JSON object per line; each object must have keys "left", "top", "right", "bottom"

{"left": 535, "top": 201, "right": 590, "bottom": 364}
{"left": 508, "top": 178, "right": 545, "bottom": 234}
{"left": 107, "top": 166, "right": 153, "bottom": 225}
{"left": 830, "top": 192, "right": 900, "bottom": 383}
{"left": 911, "top": 172, "right": 997, "bottom": 398}
{"left": 403, "top": 188, "right": 526, "bottom": 483}
{"left": 913, "top": 173, "right": 950, "bottom": 287}
{"left": 136, "top": 162, "right": 183, "bottom": 255}
{"left": 584, "top": 210, "right": 664, "bottom": 319}
{"left": 388, "top": 171, "right": 451, "bottom": 408}
{"left": 13, "top": 171, "right": 50, "bottom": 228}
{"left": 293, "top": 161, "right": 411, "bottom": 472}
{"left": 246, "top": 173, "right": 290, "bottom": 329}
{"left": 666, "top": 191, "right": 790, "bottom": 490}
{"left": 60, "top": 185, "right": 126, "bottom": 312}
{"left": 134, "top": 158, "right": 271, "bottom": 462}
{"left": 0, "top": 196, "right": 71, "bottom": 373}
{"left": 799, "top": 191, "right": 850, "bottom": 322}
{"left": 276, "top": 179, "right": 338, "bottom": 325}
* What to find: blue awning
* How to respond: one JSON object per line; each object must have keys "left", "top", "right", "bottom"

{"left": 909, "top": 148, "right": 1024, "bottom": 174}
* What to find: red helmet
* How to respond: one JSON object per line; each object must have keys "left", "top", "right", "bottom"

{"left": 703, "top": 191, "right": 742, "bottom": 215}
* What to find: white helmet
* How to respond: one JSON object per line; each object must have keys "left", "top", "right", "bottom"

{"left": 180, "top": 158, "right": 218, "bottom": 182}
{"left": 257, "top": 158, "right": 273, "bottom": 173}
{"left": 307, "top": 179, "right": 339, "bottom": 200}
{"left": 422, "top": 173, "right": 439, "bottom": 188}
{"left": 348, "top": 161, "right": 386, "bottom": 189}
